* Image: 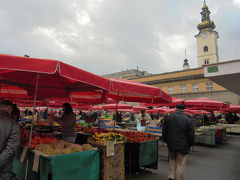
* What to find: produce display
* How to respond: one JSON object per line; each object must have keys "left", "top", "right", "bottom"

{"left": 77, "top": 125, "right": 156, "bottom": 143}
{"left": 92, "top": 132, "right": 126, "bottom": 143}
{"left": 120, "top": 131, "right": 156, "bottom": 143}
{"left": 35, "top": 141, "right": 93, "bottom": 156}
{"left": 26, "top": 136, "right": 59, "bottom": 149}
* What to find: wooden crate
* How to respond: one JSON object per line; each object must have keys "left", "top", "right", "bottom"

{"left": 101, "top": 168, "right": 125, "bottom": 180}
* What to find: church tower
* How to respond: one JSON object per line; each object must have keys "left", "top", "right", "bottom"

{"left": 195, "top": 0, "right": 219, "bottom": 67}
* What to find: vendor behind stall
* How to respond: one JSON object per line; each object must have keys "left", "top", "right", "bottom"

{"left": 50, "top": 103, "right": 76, "bottom": 143}
{"left": 136, "top": 109, "right": 152, "bottom": 126}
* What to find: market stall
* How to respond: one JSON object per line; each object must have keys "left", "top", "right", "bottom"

{"left": 13, "top": 143, "right": 99, "bottom": 180}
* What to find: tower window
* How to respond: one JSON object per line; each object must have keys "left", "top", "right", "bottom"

{"left": 204, "top": 59, "right": 209, "bottom": 64}
{"left": 168, "top": 86, "right": 174, "bottom": 94}
{"left": 204, "top": 46, "right": 208, "bottom": 52}
{"left": 206, "top": 82, "right": 213, "bottom": 91}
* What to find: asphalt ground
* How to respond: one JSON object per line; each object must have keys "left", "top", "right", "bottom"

{"left": 126, "top": 135, "right": 240, "bottom": 180}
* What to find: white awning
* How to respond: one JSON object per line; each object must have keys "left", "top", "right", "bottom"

{"left": 204, "top": 59, "right": 240, "bottom": 96}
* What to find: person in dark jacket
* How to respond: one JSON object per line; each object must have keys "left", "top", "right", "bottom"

{"left": 0, "top": 100, "right": 20, "bottom": 179}
{"left": 51, "top": 103, "right": 76, "bottom": 143}
{"left": 163, "top": 104, "right": 195, "bottom": 180}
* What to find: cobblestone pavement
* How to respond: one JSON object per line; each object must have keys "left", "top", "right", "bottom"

{"left": 126, "top": 135, "right": 240, "bottom": 180}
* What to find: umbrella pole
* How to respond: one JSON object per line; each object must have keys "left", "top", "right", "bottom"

{"left": 202, "top": 109, "right": 204, "bottom": 126}
{"left": 115, "top": 92, "right": 120, "bottom": 127}
{"left": 25, "top": 74, "right": 39, "bottom": 180}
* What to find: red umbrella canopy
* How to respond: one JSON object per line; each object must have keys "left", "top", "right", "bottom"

{"left": 0, "top": 54, "right": 110, "bottom": 100}
{"left": 184, "top": 109, "right": 210, "bottom": 115}
{"left": 222, "top": 105, "right": 240, "bottom": 113}
{"left": 0, "top": 84, "right": 31, "bottom": 100}
{"left": 141, "top": 97, "right": 184, "bottom": 107}
{"left": 108, "top": 109, "right": 134, "bottom": 112}
{"left": 147, "top": 107, "right": 172, "bottom": 113}
{"left": 107, "top": 78, "right": 172, "bottom": 103}
{"left": 101, "top": 103, "right": 132, "bottom": 110}
{"left": 92, "top": 105, "right": 104, "bottom": 110}
{"left": 132, "top": 105, "right": 148, "bottom": 111}
{"left": 184, "top": 97, "right": 229, "bottom": 110}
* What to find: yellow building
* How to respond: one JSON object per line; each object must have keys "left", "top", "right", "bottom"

{"left": 103, "top": 1, "right": 240, "bottom": 105}
{"left": 131, "top": 2, "right": 240, "bottom": 105}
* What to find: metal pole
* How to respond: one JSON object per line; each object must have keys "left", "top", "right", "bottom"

{"left": 25, "top": 74, "right": 39, "bottom": 180}
{"left": 115, "top": 91, "right": 120, "bottom": 127}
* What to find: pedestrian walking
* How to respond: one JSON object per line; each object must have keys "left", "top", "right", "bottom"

{"left": 163, "top": 104, "right": 195, "bottom": 180}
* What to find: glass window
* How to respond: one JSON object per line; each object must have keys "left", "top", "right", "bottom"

{"left": 204, "top": 46, "right": 208, "bottom": 52}
{"left": 168, "top": 86, "right": 174, "bottom": 94}
{"left": 179, "top": 85, "right": 186, "bottom": 93}
{"left": 192, "top": 84, "right": 199, "bottom": 92}
{"left": 206, "top": 82, "right": 213, "bottom": 91}
{"left": 204, "top": 59, "right": 209, "bottom": 64}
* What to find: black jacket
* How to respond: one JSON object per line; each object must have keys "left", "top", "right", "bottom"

{"left": 0, "top": 110, "right": 20, "bottom": 172}
{"left": 163, "top": 110, "right": 195, "bottom": 154}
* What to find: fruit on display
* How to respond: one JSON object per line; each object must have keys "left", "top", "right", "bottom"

{"left": 92, "top": 132, "right": 126, "bottom": 143}
{"left": 77, "top": 125, "right": 156, "bottom": 143}
{"left": 120, "top": 131, "right": 156, "bottom": 143}
{"left": 35, "top": 141, "right": 93, "bottom": 156}
{"left": 25, "top": 136, "right": 59, "bottom": 149}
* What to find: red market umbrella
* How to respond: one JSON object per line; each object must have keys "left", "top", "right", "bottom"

{"left": 222, "top": 105, "right": 240, "bottom": 113}
{"left": 0, "top": 54, "right": 110, "bottom": 178}
{"left": 132, "top": 105, "right": 148, "bottom": 111}
{"left": 184, "top": 109, "right": 210, "bottom": 115}
{"left": 147, "top": 107, "right": 172, "bottom": 113}
{"left": 101, "top": 103, "right": 132, "bottom": 110}
{"left": 109, "top": 109, "right": 134, "bottom": 112}
{"left": 0, "top": 54, "right": 110, "bottom": 100}
{"left": 0, "top": 84, "right": 32, "bottom": 100}
{"left": 107, "top": 78, "right": 172, "bottom": 103}
{"left": 92, "top": 105, "right": 104, "bottom": 110}
{"left": 184, "top": 98, "right": 229, "bottom": 109}
{"left": 141, "top": 97, "right": 184, "bottom": 107}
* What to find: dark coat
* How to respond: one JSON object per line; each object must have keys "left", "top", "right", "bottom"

{"left": 162, "top": 110, "right": 195, "bottom": 154}
{"left": 56, "top": 111, "right": 76, "bottom": 137}
{"left": 0, "top": 110, "right": 20, "bottom": 172}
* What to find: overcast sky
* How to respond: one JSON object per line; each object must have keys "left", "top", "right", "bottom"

{"left": 0, "top": 0, "right": 240, "bottom": 75}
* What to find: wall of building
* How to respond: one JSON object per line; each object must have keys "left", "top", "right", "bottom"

{"left": 131, "top": 67, "right": 240, "bottom": 105}
{"left": 153, "top": 77, "right": 226, "bottom": 94}
{"left": 196, "top": 31, "right": 219, "bottom": 67}
{"left": 173, "top": 90, "right": 240, "bottom": 105}
{"left": 132, "top": 68, "right": 204, "bottom": 82}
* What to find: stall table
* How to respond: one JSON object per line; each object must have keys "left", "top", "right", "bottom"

{"left": 125, "top": 140, "right": 158, "bottom": 174}
{"left": 13, "top": 146, "right": 100, "bottom": 180}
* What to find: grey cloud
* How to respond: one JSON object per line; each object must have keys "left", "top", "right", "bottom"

{"left": 0, "top": 0, "right": 239, "bottom": 75}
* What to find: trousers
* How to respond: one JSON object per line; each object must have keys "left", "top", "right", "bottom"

{"left": 168, "top": 151, "right": 187, "bottom": 180}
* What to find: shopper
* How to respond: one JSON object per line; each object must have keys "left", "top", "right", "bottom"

{"left": 51, "top": 103, "right": 76, "bottom": 143}
{"left": 0, "top": 100, "right": 20, "bottom": 179}
{"left": 163, "top": 104, "right": 195, "bottom": 180}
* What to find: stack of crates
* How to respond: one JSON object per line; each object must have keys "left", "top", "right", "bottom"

{"left": 147, "top": 126, "right": 162, "bottom": 136}
{"left": 89, "top": 140, "right": 125, "bottom": 180}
